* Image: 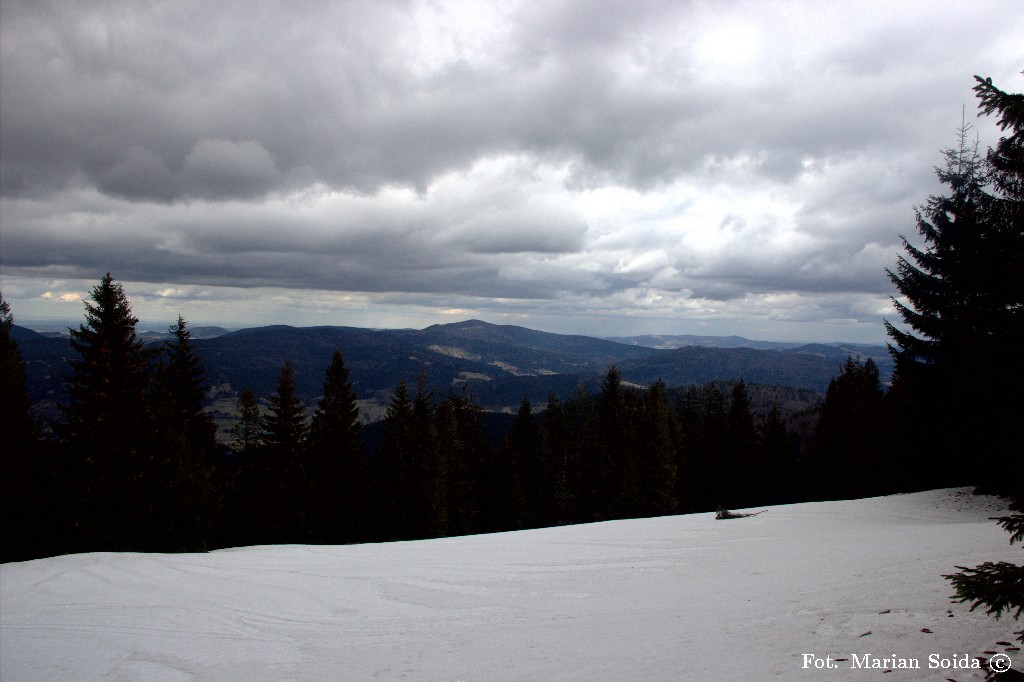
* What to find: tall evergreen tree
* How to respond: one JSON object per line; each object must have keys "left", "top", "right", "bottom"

{"left": 0, "top": 293, "right": 35, "bottom": 451}
{"left": 726, "top": 380, "right": 758, "bottom": 508}
{"left": 150, "top": 315, "right": 219, "bottom": 550}
{"left": 412, "top": 381, "right": 447, "bottom": 538}
{"left": 634, "top": 379, "right": 679, "bottom": 517}
{"left": 59, "top": 274, "right": 160, "bottom": 551}
{"left": 809, "top": 358, "right": 887, "bottom": 501}
{"left": 306, "top": 349, "right": 367, "bottom": 543}
{"left": 223, "top": 387, "right": 262, "bottom": 546}
{"left": 263, "top": 360, "right": 307, "bottom": 453}
{"left": 376, "top": 381, "right": 415, "bottom": 539}
{"left": 689, "top": 383, "right": 729, "bottom": 511}
{"left": 540, "top": 392, "right": 576, "bottom": 525}
{"left": 256, "top": 360, "right": 308, "bottom": 542}
{"left": 599, "top": 365, "right": 636, "bottom": 519}
{"left": 758, "top": 404, "right": 798, "bottom": 505}
{"left": 941, "top": 75, "right": 1024, "bottom": 651}
{"left": 1, "top": 293, "right": 54, "bottom": 561}
{"left": 565, "top": 383, "right": 604, "bottom": 522}
{"left": 971, "top": 75, "right": 1024, "bottom": 500}
{"left": 437, "top": 386, "right": 487, "bottom": 535}
{"left": 508, "top": 396, "right": 540, "bottom": 527}
{"left": 886, "top": 101, "right": 1024, "bottom": 492}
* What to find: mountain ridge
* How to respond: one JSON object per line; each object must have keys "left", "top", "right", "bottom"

{"left": 12, "top": 319, "right": 891, "bottom": 419}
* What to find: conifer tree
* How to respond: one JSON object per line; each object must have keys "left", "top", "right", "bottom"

{"left": 635, "top": 379, "right": 679, "bottom": 517}
{"left": 810, "top": 358, "right": 886, "bottom": 500}
{"left": 376, "top": 381, "right": 415, "bottom": 539}
{"left": 263, "top": 360, "right": 307, "bottom": 454}
{"left": 306, "top": 349, "right": 367, "bottom": 543}
{"left": 599, "top": 365, "right": 636, "bottom": 519}
{"left": 491, "top": 396, "right": 532, "bottom": 530}
{"left": 971, "top": 75, "right": 1024, "bottom": 500}
{"left": 508, "top": 396, "right": 540, "bottom": 526}
{"left": 758, "top": 404, "right": 797, "bottom": 505}
{"left": 943, "top": 74, "right": 1024, "bottom": 650}
{"left": 886, "top": 87, "right": 1024, "bottom": 492}
{"left": 0, "top": 294, "right": 54, "bottom": 561}
{"left": 257, "top": 360, "right": 308, "bottom": 542}
{"left": 0, "top": 293, "right": 35, "bottom": 450}
{"left": 230, "top": 388, "right": 262, "bottom": 455}
{"left": 223, "top": 387, "right": 262, "bottom": 546}
{"left": 690, "top": 383, "right": 729, "bottom": 511}
{"left": 565, "top": 384, "right": 603, "bottom": 522}
{"left": 59, "top": 274, "right": 160, "bottom": 551}
{"left": 540, "top": 392, "right": 575, "bottom": 525}
{"left": 150, "top": 315, "right": 219, "bottom": 550}
{"left": 726, "top": 380, "right": 758, "bottom": 507}
{"left": 412, "top": 381, "right": 447, "bottom": 538}
{"left": 437, "top": 386, "right": 486, "bottom": 534}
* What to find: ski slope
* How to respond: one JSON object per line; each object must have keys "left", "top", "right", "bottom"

{"left": 2, "top": 488, "right": 1020, "bottom": 680}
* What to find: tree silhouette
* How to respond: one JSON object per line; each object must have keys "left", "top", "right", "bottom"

{"left": 150, "top": 315, "right": 219, "bottom": 550}
{"left": 59, "top": 274, "right": 160, "bottom": 551}
{"left": 306, "top": 349, "right": 367, "bottom": 543}
{"left": 1, "top": 293, "right": 55, "bottom": 561}
{"left": 886, "top": 102, "right": 1023, "bottom": 493}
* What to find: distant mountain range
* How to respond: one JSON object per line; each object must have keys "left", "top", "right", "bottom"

{"left": 13, "top": 319, "right": 892, "bottom": 420}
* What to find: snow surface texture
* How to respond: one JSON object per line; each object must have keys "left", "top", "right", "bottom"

{"left": 2, "top": 488, "right": 1020, "bottom": 681}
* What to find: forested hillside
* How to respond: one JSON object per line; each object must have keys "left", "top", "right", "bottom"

{"left": 14, "top": 318, "right": 884, "bottom": 421}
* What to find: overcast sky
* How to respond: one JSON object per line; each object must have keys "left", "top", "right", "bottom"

{"left": 1, "top": 1, "right": 1021, "bottom": 342}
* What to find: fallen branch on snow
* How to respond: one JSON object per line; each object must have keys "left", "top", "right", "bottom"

{"left": 715, "top": 508, "right": 767, "bottom": 520}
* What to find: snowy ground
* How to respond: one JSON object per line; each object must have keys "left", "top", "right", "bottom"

{"left": 2, "top": 488, "right": 1021, "bottom": 681}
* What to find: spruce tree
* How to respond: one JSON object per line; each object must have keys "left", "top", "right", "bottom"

{"left": 224, "top": 388, "right": 263, "bottom": 547}
{"left": 306, "top": 349, "right": 367, "bottom": 543}
{"left": 599, "top": 365, "right": 636, "bottom": 519}
{"left": 59, "top": 274, "right": 159, "bottom": 551}
{"left": 635, "top": 379, "right": 679, "bottom": 517}
{"left": 565, "top": 384, "right": 603, "bottom": 522}
{"left": 263, "top": 360, "right": 307, "bottom": 453}
{"left": 886, "top": 89, "right": 1024, "bottom": 492}
{"left": 971, "top": 75, "right": 1024, "bottom": 500}
{"left": 376, "top": 381, "right": 415, "bottom": 539}
{"left": 412, "top": 381, "right": 447, "bottom": 538}
{"left": 726, "top": 380, "right": 758, "bottom": 507}
{"left": 540, "top": 392, "right": 575, "bottom": 525}
{"left": 690, "top": 383, "right": 729, "bottom": 511}
{"left": 758, "top": 404, "right": 797, "bottom": 505}
{"left": 0, "top": 294, "right": 54, "bottom": 561}
{"left": 942, "top": 74, "right": 1024, "bottom": 650}
{"left": 508, "top": 396, "right": 540, "bottom": 526}
{"left": 809, "top": 358, "right": 886, "bottom": 500}
{"left": 0, "top": 294, "right": 35, "bottom": 450}
{"left": 150, "top": 315, "right": 219, "bottom": 550}
{"left": 436, "top": 386, "right": 486, "bottom": 535}
{"left": 257, "top": 360, "right": 308, "bottom": 542}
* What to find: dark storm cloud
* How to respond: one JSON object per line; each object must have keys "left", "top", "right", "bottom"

{"left": 4, "top": 0, "right": 993, "bottom": 203}
{"left": 1, "top": 0, "right": 1021, "bottom": 340}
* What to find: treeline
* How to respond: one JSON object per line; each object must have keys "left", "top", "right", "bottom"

{"left": 2, "top": 277, "right": 920, "bottom": 560}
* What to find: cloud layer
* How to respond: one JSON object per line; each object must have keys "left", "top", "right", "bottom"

{"left": 2, "top": 0, "right": 1021, "bottom": 341}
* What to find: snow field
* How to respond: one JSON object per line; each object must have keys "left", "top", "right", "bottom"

{"left": 1, "top": 488, "right": 1019, "bottom": 681}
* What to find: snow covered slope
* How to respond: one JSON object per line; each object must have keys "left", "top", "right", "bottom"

{"left": 2, "top": 488, "right": 1020, "bottom": 681}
